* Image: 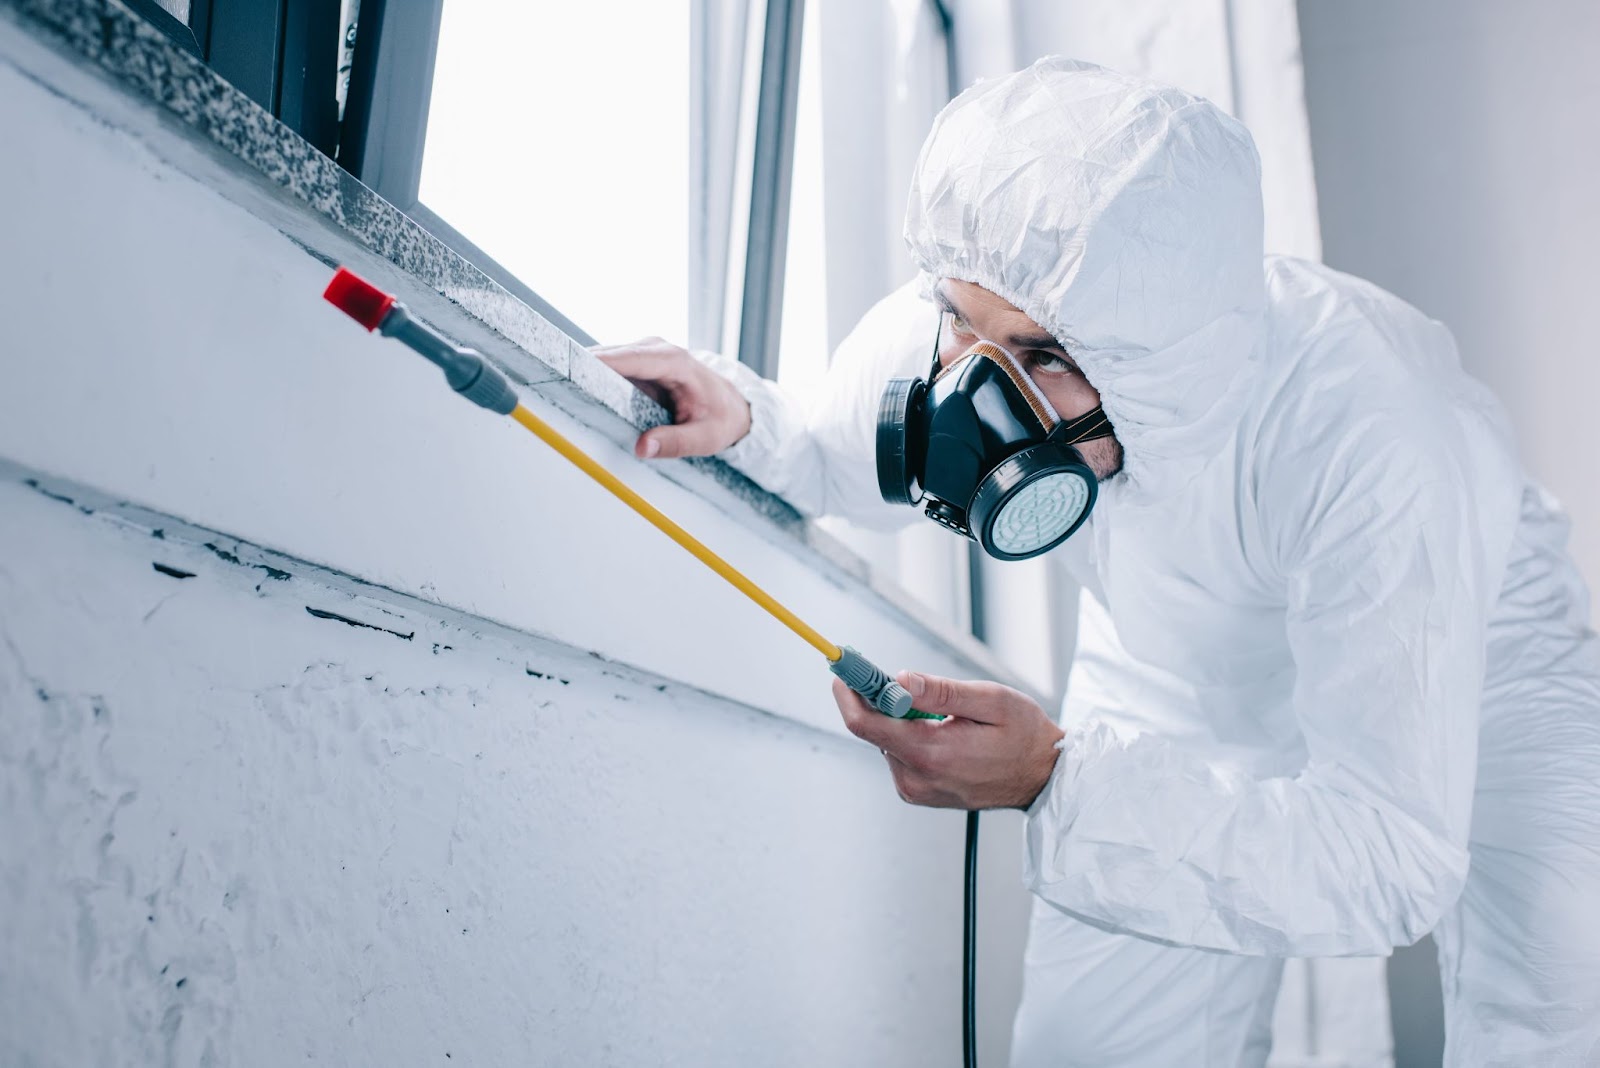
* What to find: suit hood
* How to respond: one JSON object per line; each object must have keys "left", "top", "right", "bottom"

{"left": 904, "top": 57, "right": 1267, "bottom": 495}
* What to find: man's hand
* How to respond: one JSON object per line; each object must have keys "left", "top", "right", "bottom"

{"left": 833, "top": 670, "right": 1065, "bottom": 810}
{"left": 593, "top": 339, "right": 752, "bottom": 460}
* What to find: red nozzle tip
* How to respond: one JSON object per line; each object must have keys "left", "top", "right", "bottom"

{"left": 323, "top": 267, "right": 397, "bottom": 331}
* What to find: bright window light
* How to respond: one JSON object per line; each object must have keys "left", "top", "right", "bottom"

{"left": 419, "top": 2, "right": 691, "bottom": 346}
{"left": 776, "top": 0, "right": 828, "bottom": 403}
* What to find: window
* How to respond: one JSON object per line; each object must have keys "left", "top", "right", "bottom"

{"left": 340, "top": 0, "right": 757, "bottom": 351}
{"left": 329, "top": 0, "right": 1067, "bottom": 688}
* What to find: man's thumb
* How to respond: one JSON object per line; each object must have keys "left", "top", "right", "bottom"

{"left": 636, "top": 423, "right": 712, "bottom": 460}
{"left": 899, "top": 671, "right": 967, "bottom": 715}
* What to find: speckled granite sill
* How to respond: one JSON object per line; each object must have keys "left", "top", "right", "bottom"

{"left": 0, "top": 0, "right": 1026, "bottom": 691}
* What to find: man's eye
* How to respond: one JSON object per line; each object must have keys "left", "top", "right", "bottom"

{"left": 1029, "top": 351, "right": 1076, "bottom": 375}
{"left": 947, "top": 312, "right": 974, "bottom": 335}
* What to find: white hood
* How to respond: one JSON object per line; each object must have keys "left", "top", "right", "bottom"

{"left": 904, "top": 57, "right": 1267, "bottom": 495}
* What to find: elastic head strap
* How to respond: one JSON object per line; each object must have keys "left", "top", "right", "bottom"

{"left": 1050, "top": 406, "right": 1115, "bottom": 444}
{"left": 930, "top": 311, "right": 991, "bottom": 384}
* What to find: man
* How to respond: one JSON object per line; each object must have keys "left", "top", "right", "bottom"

{"left": 598, "top": 59, "right": 1600, "bottom": 1065}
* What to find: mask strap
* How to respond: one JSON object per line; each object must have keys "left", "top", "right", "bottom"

{"left": 1050, "top": 406, "right": 1115, "bottom": 444}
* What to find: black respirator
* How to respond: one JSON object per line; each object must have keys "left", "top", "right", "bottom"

{"left": 876, "top": 330, "right": 1114, "bottom": 561}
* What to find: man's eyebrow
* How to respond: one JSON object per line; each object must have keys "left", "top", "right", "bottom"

{"left": 1008, "top": 330, "right": 1065, "bottom": 351}
{"left": 933, "top": 288, "right": 959, "bottom": 315}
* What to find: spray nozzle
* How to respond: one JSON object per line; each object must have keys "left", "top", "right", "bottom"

{"left": 323, "top": 267, "right": 517, "bottom": 415}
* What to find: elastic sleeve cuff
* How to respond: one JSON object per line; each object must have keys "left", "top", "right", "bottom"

{"left": 689, "top": 349, "right": 807, "bottom": 487}
{"left": 1025, "top": 733, "right": 1079, "bottom": 820}
{"left": 1022, "top": 725, "right": 1105, "bottom": 894}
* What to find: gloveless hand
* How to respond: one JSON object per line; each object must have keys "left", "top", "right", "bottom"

{"left": 833, "top": 670, "right": 1065, "bottom": 810}
{"left": 593, "top": 339, "right": 752, "bottom": 460}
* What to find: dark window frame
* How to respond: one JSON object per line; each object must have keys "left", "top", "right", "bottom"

{"left": 734, "top": 0, "right": 806, "bottom": 379}
{"left": 123, "top": 0, "right": 211, "bottom": 59}
{"left": 125, "top": 0, "right": 341, "bottom": 157}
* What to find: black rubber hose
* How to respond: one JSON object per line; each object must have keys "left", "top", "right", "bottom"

{"left": 964, "top": 809, "right": 979, "bottom": 1068}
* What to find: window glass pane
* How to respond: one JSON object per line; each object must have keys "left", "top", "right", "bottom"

{"left": 776, "top": 0, "right": 827, "bottom": 402}
{"left": 419, "top": 3, "right": 692, "bottom": 345}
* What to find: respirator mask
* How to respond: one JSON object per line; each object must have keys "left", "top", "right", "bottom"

{"left": 876, "top": 317, "right": 1114, "bottom": 561}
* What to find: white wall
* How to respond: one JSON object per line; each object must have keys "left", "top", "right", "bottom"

{"left": 1298, "top": 0, "right": 1600, "bottom": 599}
{"left": 1007, "top": 0, "right": 1322, "bottom": 261}
{"left": 0, "top": 12, "right": 1030, "bottom": 1065}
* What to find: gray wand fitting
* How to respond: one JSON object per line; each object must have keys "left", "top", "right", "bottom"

{"left": 380, "top": 304, "right": 519, "bottom": 415}
{"left": 830, "top": 646, "right": 915, "bottom": 718}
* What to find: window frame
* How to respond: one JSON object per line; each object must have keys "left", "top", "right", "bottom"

{"left": 733, "top": 0, "right": 805, "bottom": 378}
{"left": 123, "top": 0, "right": 211, "bottom": 59}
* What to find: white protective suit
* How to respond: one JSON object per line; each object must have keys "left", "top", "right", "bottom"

{"left": 703, "top": 59, "right": 1600, "bottom": 1066}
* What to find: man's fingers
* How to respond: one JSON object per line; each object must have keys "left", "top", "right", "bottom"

{"left": 594, "top": 345, "right": 690, "bottom": 388}
{"left": 898, "top": 671, "right": 968, "bottom": 716}
{"left": 635, "top": 421, "right": 726, "bottom": 461}
{"left": 595, "top": 343, "right": 745, "bottom": 461}
{"left": 834, "top": 680, "right": 978, "bottom": 808}
{"left": 833, "top": 678, "right": 890, "bottom": 744}
{"left": 833, "top": 678, "right": 932, "bottom": 758}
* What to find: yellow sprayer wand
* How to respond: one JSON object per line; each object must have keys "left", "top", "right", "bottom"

{"left": 323, "top": 267, "right": 927, "bottom": 720}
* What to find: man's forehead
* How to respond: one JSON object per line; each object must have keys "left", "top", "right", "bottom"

{"left": 937, "top": 279, "right": 1062, "bottom": 351}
